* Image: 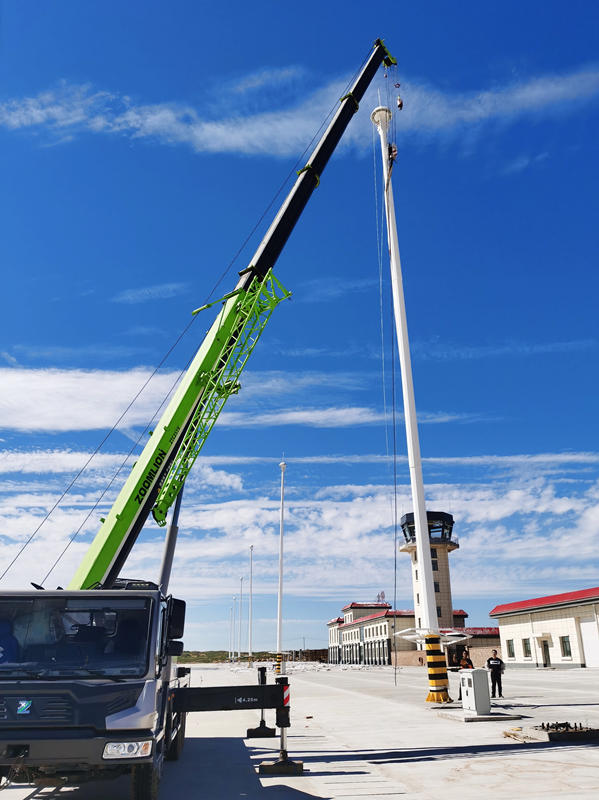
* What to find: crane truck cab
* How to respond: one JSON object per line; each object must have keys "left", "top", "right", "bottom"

{"left": 0, "top": 585, "right": 189, "bottom": 797}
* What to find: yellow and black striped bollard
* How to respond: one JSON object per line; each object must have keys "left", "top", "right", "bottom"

{"left": 424, "top": 634, "right": 452, "bottom": 703}
{"left": 275, "top": 653, "right": 282, "bottom": 675}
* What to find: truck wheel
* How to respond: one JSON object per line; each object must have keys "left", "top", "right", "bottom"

{"left": 131, "top": 752, "right": 162, "bottom": 800}
{"left": 166, "top": 712, "right": 186, "bottom": 761}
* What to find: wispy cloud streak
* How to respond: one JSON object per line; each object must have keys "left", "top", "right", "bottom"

{"left": 413, "top": 338, "right": 598, "bottom": 361}
{"left": 1, "top": 64, "right": 598, "bottom": 157}
{"left": 112, "top": 282, "right": 188, "bottom": 304}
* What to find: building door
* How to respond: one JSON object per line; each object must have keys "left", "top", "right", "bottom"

{"left": 579, "top": 616, "right": 599, "bottom": 666}
{"left": 542, "top": 639, "right": 551, "bottom": 667}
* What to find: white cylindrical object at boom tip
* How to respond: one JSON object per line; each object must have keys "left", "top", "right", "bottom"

{"left": 276, "top": 461, "right": 286, "bottom": 662}
{"left": 370, "top": 106, "right": 437, "bottom": 634}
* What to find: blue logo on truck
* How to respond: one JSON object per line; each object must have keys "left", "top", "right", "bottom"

{"left": 17, "top": 700, "right": 32, "bottom": 715}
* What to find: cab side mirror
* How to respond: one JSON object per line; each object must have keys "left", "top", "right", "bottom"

{"left": 167, "top": 598, "right": 186, "bottom": 640}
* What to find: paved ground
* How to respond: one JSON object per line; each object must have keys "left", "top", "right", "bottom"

{"left": 2, "top": 663, "right": 599, "bottom": 798}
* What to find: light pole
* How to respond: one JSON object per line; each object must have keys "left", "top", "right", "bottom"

{"left": 228, "top": 605, "right": 233, "bottom": 662}
{"left": 371, "top": 105, "right": 455, "bottom": 703}
{"left": 248, "top": 545, "right": 254, "bottom": 665}
{"left": 232, "top": 596, "right": 237, "bottom": 664}
{"left": 276, "top": 460, "right": 286, "bottom": 673}
{"left": 238, "top": 576, "right": 244, "bottom": 662}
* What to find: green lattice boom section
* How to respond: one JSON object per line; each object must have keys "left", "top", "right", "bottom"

{"left": 152, "top": 269, "right": 290, "bottom": 525}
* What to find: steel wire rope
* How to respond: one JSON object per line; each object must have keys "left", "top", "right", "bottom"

{"left": 205, "top": 45, "right": 375, "bottom": 301}
{"left": 372, "top": 105, "right": 401, "bottom": 684}
{"left": 0, "top": 317, "right": 199, "bottom": 585}
{"left": 39, "top": 354, "right": 197, "bottom": 586}
{"left": 5, "top": 49, "right": 379, "bottom": 584}
{"left": 389, "top": 302, "right": 401, "bottom": 686}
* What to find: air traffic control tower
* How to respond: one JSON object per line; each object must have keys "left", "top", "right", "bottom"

{"left": 399, "top": 511, "right": 460, "bottom": 630}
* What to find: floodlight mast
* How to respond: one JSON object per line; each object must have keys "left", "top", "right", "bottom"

{"left": 67, "top": 39, "right": 396, "bottom": 592}
{"left": 371, "top": 106, "right": 453, "bottom": 703}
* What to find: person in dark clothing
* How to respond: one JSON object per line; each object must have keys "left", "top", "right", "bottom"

{"left": 486, "top": 649, "right": 505, "bottom": 697}
{"left": 457, "top": 649, "right": 473, "bottom": 700}
{"left": 459, "top": 652, "right": 473, "bottom": 669}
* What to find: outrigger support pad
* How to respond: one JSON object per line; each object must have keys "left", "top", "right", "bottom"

{"left": 258, "top": 677, "right": 304, "bottom": 775}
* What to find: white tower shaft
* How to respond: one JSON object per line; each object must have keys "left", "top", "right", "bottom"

{"left": 371, "top": 106, "right": 437, "bottom": 634}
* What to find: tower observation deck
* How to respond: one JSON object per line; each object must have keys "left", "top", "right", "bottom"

{"left": 399, "top": 511, "right": 460, "bottom": 630}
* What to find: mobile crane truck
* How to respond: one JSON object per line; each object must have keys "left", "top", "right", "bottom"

{"left": 0, "top": 39, "right": 396, "bottom": 798}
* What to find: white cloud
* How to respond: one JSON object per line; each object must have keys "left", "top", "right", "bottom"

{"left": 1, "top": 64, "right": 598, "bottom": 157}
{"left": 0, "top": 443, "right": 597, "bottom": 620}
{"left": 502, "top": 151, "right": 549, "bottom": 175}
{"left": 412, "top": 338, "right": 598, "bottom": 361}
{"left": 2, "top": 448, "right": 596, "bottom": 475}
{"left": 0, "top": 367, "right": 478, "bottom": 433}
{"left": 231, "top": 66, "right": 306, "bottom": 94}
{"left": 0, "top": 367, "right": 180, "bottom": 432}
{"left": 111, "top": 282, "right": 189, "bottom": 304}
{"left": 218, "top": 406, "right": 477, "bottom": 428}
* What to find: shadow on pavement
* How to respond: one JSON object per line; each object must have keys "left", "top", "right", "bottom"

{"left": 4, "top": 737, "right": 329, "bottom": 799}
{"left": 283, "top": 739, "right": 599, "bottom": 767}
{"left": 163, "top": 737, "right": 328, "bottom": 799}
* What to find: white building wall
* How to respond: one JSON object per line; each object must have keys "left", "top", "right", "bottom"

{"left": 497, "top": 603, "right": 599, "bottom": 668}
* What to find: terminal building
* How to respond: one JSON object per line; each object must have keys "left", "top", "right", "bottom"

{"left": 490, "top": 586, "right": 599, "bottom": 669}
{"left": 327, "top": 511, "right": 499, "bottom": 667}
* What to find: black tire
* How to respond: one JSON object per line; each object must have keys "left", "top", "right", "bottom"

{"left": 166, "top": 712, "right": 186, "bottom": 761}
{"left": 131, "top": 751, "right": 162, "bottom": 800}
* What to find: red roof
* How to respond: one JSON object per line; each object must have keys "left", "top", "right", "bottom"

{"left": 327, "top": 617, "right": 344, "bottom": 625}
{"left": 336, "top": 609, "right": 469, "bottom": 628}
{"left": 462, "top": 627, "right": 499, "bottom": 636}
{"left": 342, "top": 602, "right": 391, "bottom": 611}
{"left": 490, "top": 586, "right": 599, "bottom": 617}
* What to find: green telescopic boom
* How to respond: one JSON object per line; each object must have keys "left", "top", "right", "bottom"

{"left": 67, "top": 38, "right": 396, "bottom": 591}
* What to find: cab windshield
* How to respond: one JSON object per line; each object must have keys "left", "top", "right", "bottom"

{"left": 0, "top": 596, "right": 152, "bottom": 679}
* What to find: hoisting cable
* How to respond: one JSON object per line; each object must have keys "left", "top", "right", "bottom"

{"left": 373, "top": 107, "right": 401, "bottom": 685}
{"left": 4, "top": 47, "right": 381, "bottom": 583}
{"left": 0, "top": 315, "right": 198, "bottom": 584}
{"left": 390, "top": 297, "right": 400, "bottom": 687}
{"left": 39, "top": 354, "right": 196, "bottom": 586}
{"left": 206, "top": 44, "right": 376, "bottom": 302}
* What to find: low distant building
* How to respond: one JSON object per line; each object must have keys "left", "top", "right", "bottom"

{"left": 327, "top": 601, "right": 499, "bottom": 666}
{"left": 490, "top": 586, "right": 599, "bottom": 669}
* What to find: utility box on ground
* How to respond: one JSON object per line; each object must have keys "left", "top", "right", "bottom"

{"left": 460, "top": 668, "right": 491, "bottom": 715}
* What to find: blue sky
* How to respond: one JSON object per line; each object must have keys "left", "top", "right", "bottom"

{"left": 1, "top": 1, "right": 598, "bottom": 651}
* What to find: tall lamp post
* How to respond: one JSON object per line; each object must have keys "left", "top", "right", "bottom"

{"left": 238, "top": 576, "right": 244, "bottom": 663}
{"left": 276, "top": 460, "right": 286, "bottom": 674}
{"left": 371, "top": 105, "right": 466, "bottom": 703}
{"left": 248, "top": 545, "right": 254, "bottom": 665}
{"left": 232, "top": 595, "right": 237, "bottom": 664}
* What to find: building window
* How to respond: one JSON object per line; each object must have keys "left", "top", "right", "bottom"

{"left": 436, "top": 606, "right": 442, "bottom": 618}
{"left": 415, "top": 569, "right": 418, "bottom": 580}
{"left": 430, "top": 548, "right": 437, "bottom": 558}
{"left": 416, "top": 593, "right": 420, "bottom": 604}
{"left": 506, "top": 639, "right": 515, "bottom": 658}
{"left": 522, "top": 638, "right": 531, "bottom": 658}
{"left": 560, "top": 636, "right": 572, "bottom": 657}
{"left": 432, "top": 560, "right": 438, "bottom": 571}
{"left": 418, "top": 618, "right": 421, "bottom": 628}
{"left": 413, "top": 553, "right": 417, "bottom": 563}
{"left": 434, "top": 581, "right": 440, "bottom": 593}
